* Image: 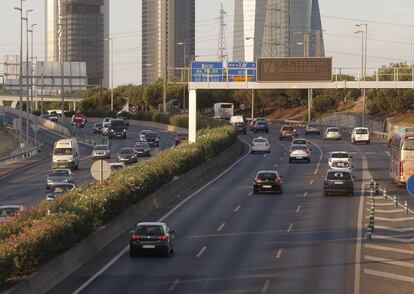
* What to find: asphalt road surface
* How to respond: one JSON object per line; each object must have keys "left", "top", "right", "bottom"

{"left": 0, "top": 119, "right": 176, "bottom": 208}
{"left": 45, "top": 124, "right": 414, "bottom": 294}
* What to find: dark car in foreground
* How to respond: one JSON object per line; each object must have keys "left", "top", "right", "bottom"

{"left": 129, "top": 222, "right": 175, "bottom": 257}
{"left": 45, "top": 183, "right": 76, "bottom": 201}
{"left": 140, "top": 130, "right": 160, "bottom": 147}
{"left": 279, "top": 125, "right": 298, "bottom": 140}
{"left": 117, "top": 148, "right": 138, "bottom": 164}
{"left": 134, "top": 142, "right": 151, "bottom": 157}
{"left": 175, "top": 133, "right": 188, "bottom": 145}
{"left": 253, "top": 121, "right": 269, "bottom": 133}
{"left": 108, "top": 119, "right": 127, "bottom": 139}
{"left": 253, "top": 170, "right": 283, "bottom": 194}
{"left": 323, "top": 168, "right": 354, "bottom": 196}
{"left": 234, "top": 122, "right": 247, "bottom": 134}
{"left": 46, "top": 169, "right": 75, "bottom": 189}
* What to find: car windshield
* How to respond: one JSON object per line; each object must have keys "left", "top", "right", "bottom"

{"left": 49, "top": 170, "right": 69, "bottom": 177}
{"left": 253, "top": 139, "right": 267, "bottom": 144}
{"left": 328, "top": 128, "right": 339, "bottom": 132}
{"left": 355, "top": 129, "right": 368, "bottom": 134}
{"left": 135, "top": 143, "right": 149, "bottom": 148}
{"left": 94, "top": 145, "right": 108, "bottom": 151}
{"left": 327, "top": 172, "right": 352, "bottom": 180}
{"left": 177, "top": 133, "right": 188, "bottom": 138}
{"left": 332, "top": 161, "right": 350, "bottom": 168}
{"left": 95, "top": 123, "right": 103, "bottom": 128}
{"left": 403, "top": 139, "right": 414, "bottom": 151}
{"left": 110, "top": 120, "right": 125, "bottom": 127}
{"left": 0, "top": 208, "right": 19, "bottom": 217}
{"left": 145, "top": 133, "right": 157, "bottom": 139}
{"left": 282, "top": 126, "right": 294, "bottom": 131}
{"left": 135, "top": 226, "right": 164, "bottom": 236}
{"left": 119, "top": 149, "right": 134, "bottom": 155}
{"left": 331, "top": 153, "right": 348, "bottom": 158}
{"left": 293, "top": 140, "right": 307, "bottom": 145}
{"left": 50, "top": 185, "right": 73, "bottom": 193}
{"left": 257, "top": 173, "right": 277, "bottom": 181}
{"left": 308, "top": 124, "right": 318, "bottom": 128}
{"left": 110, "top": 164, "right": 123, "bottom": 170}
{"left": 54, "top": 148, "right": 73, "bottom": 155}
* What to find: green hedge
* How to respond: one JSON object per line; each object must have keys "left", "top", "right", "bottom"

{"left": 0, "top": 125, "right": 237, "bottom": 286}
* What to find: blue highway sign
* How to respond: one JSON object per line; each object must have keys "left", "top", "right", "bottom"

{"left": 191, "top": 62, "right": 223, "bottom": 82}
{"left": 407, "top": 175, "right": 414, "bottom": 197}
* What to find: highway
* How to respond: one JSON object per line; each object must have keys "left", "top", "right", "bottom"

{"left": 43, "top": 124, "right": 414, "bottom": 294}
{"left": 0, "top": 119, "right": 176, "bottom": 208}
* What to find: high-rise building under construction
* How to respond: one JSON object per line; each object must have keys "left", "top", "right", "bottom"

{"left": 233, "top": 0, "right": 325, "bottom": 61}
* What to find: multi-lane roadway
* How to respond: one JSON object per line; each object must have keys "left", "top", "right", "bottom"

{"left": 40, "top": 124, "right": 414, "bottom": 294}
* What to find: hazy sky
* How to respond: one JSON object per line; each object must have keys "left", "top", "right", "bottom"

{"left": 0, "top": 0, "right": 413, "bottom": 86}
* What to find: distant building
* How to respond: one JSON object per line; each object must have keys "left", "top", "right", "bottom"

{"left": 45, "top": 0, "right": 109, "bottom": 87}
{"left": 142, "top": 0, "right": 195, "bottom": 84}
{"left": 233, "top": 0, "right": 325, "bottom": 61}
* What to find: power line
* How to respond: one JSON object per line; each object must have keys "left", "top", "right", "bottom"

{"left": 216, "top": 1, "right": 227, "bottom": 62}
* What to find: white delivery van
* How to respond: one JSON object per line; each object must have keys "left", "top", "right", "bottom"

{"left": 52, "top": 138, "right": 80, "bottom": 170}
{"left": 229, "top": 115, "right": 245, "bottom": 125}
{"left": 351, "top": 127, "right": 370, "bottom": 144}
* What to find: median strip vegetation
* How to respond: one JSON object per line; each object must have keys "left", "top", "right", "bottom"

{"left": 0, "top": 125, "right": 237, "bottom": 286}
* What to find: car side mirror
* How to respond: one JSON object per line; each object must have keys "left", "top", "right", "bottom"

{"left": 130, "top": 231, "right": 135, "bottom": 235}
{"left": 350, "top": 156, "right": 353, "bottom": 158}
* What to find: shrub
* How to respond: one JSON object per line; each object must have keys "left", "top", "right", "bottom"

{"left": 0, "top": 126, "right": 237, "bottom": 285}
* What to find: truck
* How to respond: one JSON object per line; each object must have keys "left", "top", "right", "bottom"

{"left": 52, "top": 138, "right": 80, "bottom": 170}
{"left": 214, "top": 103, "right": 234, "bottom": 120}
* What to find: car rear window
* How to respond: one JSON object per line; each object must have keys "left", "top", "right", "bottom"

{"left": 308, "top": 124, "right": 318, "bottom": 128}
{"left": 257, "top": 172, "right": 277, "bottom": 181}
{"left": 355, "top": 129, "right": 368, "bottom": 134}
{"left": 332, "top": 161, "right": 350, "bottom": 168}
{"left": 293, "top": 140, "right": 307, "bottom": 145}
{"left": 292, "top": 145, "right": 307, "bottom": 150}
{"left": 282, "top": 126, "right": 294, "bottom": 131}
{"left": 331, "top": 153, "right": 348, "bottom": 158}
{"left": 257, "top": 122, "right": 266, "bottom": 126}
{"left": 50, "top": 185, "right": 73, "bottom": 193}
{"left": 135, "top": 226, "right": 164, "bottom": 236}
{"left": 328, "top": 128, "right": 339, "bottom": 132}
{"left": 50, "top": 170, "right": 69, "bottom": 176}
{"left": 95, "top": 123, "right": 103, "bottom": 127}
{"left": 94, "top": 145, "right": 108, "bottom": 151}
{"left": 402, "top": 139, "right": 414, "bottom": 151}
{"left": 254, "top": 139, "right": 267, "bottom": 143}
{"left": 120, "top": 148, "right": 134, "bottom": 154}
{"left": 0, "top": 208, "right": 18, "bottom": 217}
{"left": 327, "top": 172, "right": 352, "bottom": 180}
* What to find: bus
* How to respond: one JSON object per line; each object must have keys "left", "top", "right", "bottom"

{"left": 214, "top": 103, "right": 234, "bottom": 120}
{"left": 389, "top": 128, "right": 414, "bottom": 185}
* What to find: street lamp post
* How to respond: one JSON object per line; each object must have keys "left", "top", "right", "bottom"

{"left": 14, "top": 0, "right": 25, "bottom": 150}
{"left": 29, "top": 23, "right": 37, "bottom": 112}
{"left": 25, "top": 9, "right": 33, "bottom": 146}
{"left": 177, "top": 42, "right": 187, "bottom": 111}
{"left": 105, "top": 38, "right": 114, "bottom": 111}
{"left": 355, "top": 26, "right": 366, "bottom": 127}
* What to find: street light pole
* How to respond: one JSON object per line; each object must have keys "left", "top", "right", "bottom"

{"left": 177, "top": 42, "right": 187, "bottom": 111}
{"left": 245, "top": 37, "right": 255, "bottom": 119}
{"left": 25, "top": 9, "right": 33, "bottom": 147}
{"left": 14, "top": 0, "right": 25, "bottom": 150}
{"left": 355, "top": 27, "right": 365, "bottom": 127}
{"left": 29, "top": 23, "right": 37, "bottom": 112}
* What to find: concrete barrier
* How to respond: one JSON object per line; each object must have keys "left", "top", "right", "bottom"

{"left": 4, "top": 140, "right": 246, "bottom": 294}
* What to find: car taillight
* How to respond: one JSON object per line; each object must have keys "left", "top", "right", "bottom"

{"left": 255, "top": 177, "right": 261, "bottom": 184}
{"left": 274, "top": 178, "right": 280, "bottom": 184}
{"left": 158, "top": 235, "right": 168, "bottom": 241}
{"left": 305, "top": 149, "right": 309, "bottom": 154}
{"left": 131, "top": 233, "right": 139, "bottom": 241}
{"left": 400, "top": 161, "right": 404, "bottom": 177}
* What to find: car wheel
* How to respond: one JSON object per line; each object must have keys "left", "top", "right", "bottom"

{"left": 289, "top": 158, "right": 292, "bottom": 163}
{"left": 170, "top": 243, "right": 175, "bottom": 254}
{"left": 253, "top": 189, "right": 259, "bottom": 194}
{"left": 307, "top": 159, "right": 311, "bottom": 163}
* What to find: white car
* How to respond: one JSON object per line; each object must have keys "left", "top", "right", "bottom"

{"left": 329, "top": 151, "right": 352, "bottom": 168}
{"left": 291, "top": 138, "right": 310, "bottom": 149}
{"left": 324, "top": 127, "right": 342, "bottom": 140}
{"left": 305, "top": 123, "right": 321, "bottom": 135}
{"left": 92, "top": 145, "right": 111, "bottom": 159}
{"left": 330, "top": 160, "right": 352, "bottom": 170}
{"left": 351, "top": 127, "right": 370, "bottom": 144}
{"left": 289, "top": 145, "right": 311, "bottom": 163}
{"left": 110, "top": 162, "right": 125, "bottom": 171}
{"left": 251, "top": 137, "right": 271, "bottom": 154}
{"left": 102, "top": 117, "right": 112, "bottom": 135}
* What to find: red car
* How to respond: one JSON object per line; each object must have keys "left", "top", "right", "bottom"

{"left": 0, "top": 205, "right": 24, "bottom": 223}
{"left": 279, "top": 125, "right": 298, "bottom": 140}
{"left": 175, "top": 133, "right": 188, "bottom": 145}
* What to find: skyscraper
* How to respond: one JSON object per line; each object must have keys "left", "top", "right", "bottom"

{"left": 233, "top": 0, "right": 325, "bottom": 61}
{"left": 142, "top": 0, "right": 195, "bottom": 85}
{"left": 45, "top": 0, "right": 109, "bottom": 87}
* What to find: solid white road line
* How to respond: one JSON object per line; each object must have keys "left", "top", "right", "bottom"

{"left": 296, "top": 205, "right": 302, "bottom": 213}
{"left": 196, "top": 246, "right": 207, "bottom": 258}
{"left": 304, "top": 191, "right": 308, "bottom": 197}
{"left": 287, "top": 224, "right": 294, "bottom": 232}
{"left": 248, "top": 191, "right": 253, "bottom": 196}
{"left": 273, "top": 163, "right": 278, "bottom": 168}
{"left": 365, "top": 209, "right": 404, "bottom": 214}
{"left": 365, "top": 268, "right": 414, "bottom": 283}
{"left": 263, "top": 154, "right": 268, "bottom": 158}
{"left": 280, "top": 157, "right": 284, "bottom": 161}
{"left": 374, "top": 225, "right": 414, "bottom": 232}
{"left": 372, "top": 235, "right": 414, "bottom": 243}
{"left": 308, "top": 140, "right": 323, "bottom": 175}
{"left": 168, "top": 278, "right": 181, "bottom": 292}
{"left": 261, "top": 280, "right": 271, "bottom": 293}
{"left": 365, "top": 244, "right": 414, "bottom": 255}
{"left": 366, "top": 202, "right": 394, "bottom": 207}
{"left": 217, "top": 223, "right": 226, "bottom": 232}
{"left": 72, "top": 138, "right": 252, "bottom": 294}
{"left": 276, "top": 248, "right": 283, "bottom": 259}
{"left": 234, "top": 205, "right": 242, "bottom": 212}
{"left": 365, "top": 255, "right": 414, "bottom": 269}
{"left": 369, "top": 216, "right": 414, "bottom": 222}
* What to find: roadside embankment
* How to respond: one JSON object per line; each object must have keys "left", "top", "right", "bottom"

{"left": 0, "top": 127, "right": 18, "bottom": 158}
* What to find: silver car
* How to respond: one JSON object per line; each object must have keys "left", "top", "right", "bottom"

{"left": 324, "top": 127, "right": 342, "bottom": 140}
{"left": 251, "top": 137, "right": 271, "bottom": 154}
{"left": 289, "top": 145, "right": 311, "bottom": 163}
{"left": 92, "top": 144, "right": 111, "bottom": 159}
{"left": 47, "top": 169, "right": 75, "bottom": 189}
{"left": 305, "top": 123, "right": 321, "bottom": 135}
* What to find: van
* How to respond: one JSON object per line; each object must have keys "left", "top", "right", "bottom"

{"left": 351, "top": 127, "right": 370, "bottom": 144}
{"left": 52, "top": 138, "right": 80, "bottom": 170}
{"left": 229, "top": 115, "right": 246, "bottom": 125}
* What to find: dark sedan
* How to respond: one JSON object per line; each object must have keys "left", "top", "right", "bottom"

{"left": 175, "top": 132, "right": 188, "bottom": 145}
{"left": 117, "top": 148, "right": 138, "bottom": 164}
{"left": 45, "top": 183, "right": 76, "bottom": 201}
{"left": 323, "top": 168, "right": 354, "bottom": 196}
{"left": 134, "top": 142, "right": 151, "bottom": 157}
{"left": 129, "top": 222, "right": 175, "bottom": 257}
{"left": 140, "top": 131, "right": 160, "bottom": 147}
{"left": 253, "top": 121, "right": 269, "bottom": 133}
{"left": 46, "top": 169, "right": 75, "bottom": 189}
{"left": 253, "top": 170, "right": 283, "bottom": 194}
{"left": 234, "top": 122, "right": 247, "bottom": 135}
